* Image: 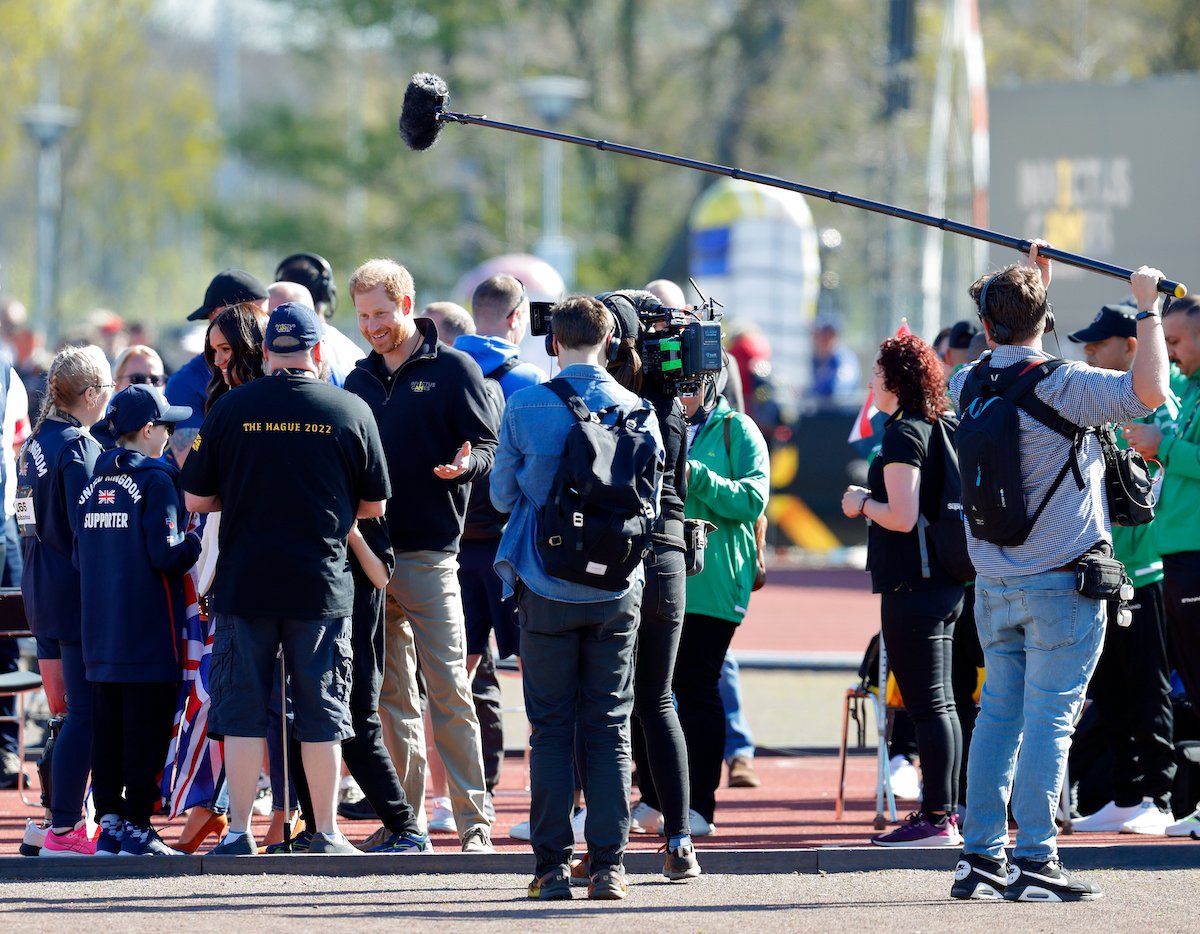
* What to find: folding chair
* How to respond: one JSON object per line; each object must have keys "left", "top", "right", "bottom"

{"left": 836, "top": 630, "right": 899, "bottom": 827}
{"left": 0, "top": 587, "right": 42, "bottom": 807}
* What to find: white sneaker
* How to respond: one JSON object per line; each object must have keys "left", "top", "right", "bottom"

{"left": 888, "top": 755, "right": 921, "bottom": 801}
{"left": 338, "top": 775, "right": 364, "bottom": 806}
{"left": 630, "top": 800, "right": 664, "bottom": 835}
{"left": 1166, "top": 804, "right": 1200, "bottom": 838}
{"left": 20, "top": 819, "right": 49, "bottom": 857}
{"left": 1070, "top": 799, "right": 1142, "bottom": 833}
{"left": 686, "top": 809, "right": 716, "bottom": 837}
{"left": 428, "top": 796, "right": 458, "bottom": 834}
{"left": 572, "top": 807, "right": 587, "bottom": 845}
{"left": 1119, "top": 798, "right": 1173, "bottom": 835}
{"left": 508, "top": 812, "right": 584, "bottom": 843}
{"left": 252, "top": 772, "right": 273, "bottom": 817}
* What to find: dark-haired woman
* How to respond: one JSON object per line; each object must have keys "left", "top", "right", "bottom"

{"left": 203, "top": 303, "right": 266, "bottom": 411}
{"left": 601, "top": 291, "right": 700, "bottom": 880}
{"left": 842, "top": 333, "right": 965, "bottom": 847}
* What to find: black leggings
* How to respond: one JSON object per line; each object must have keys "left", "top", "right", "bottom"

{"left": 628, "top": 544, "right": 689, "bottom": 836}
{"left": 670, "top": 612, "right": 738, "bottom": 824}
{"left": 950, "top": 592, "right": 983, "bottom": 804}
{"left": 91, "top": 681, "right": 180, "bottom": 827}
{"left": 880, "top": 585, "right": 964, "bottom": 814}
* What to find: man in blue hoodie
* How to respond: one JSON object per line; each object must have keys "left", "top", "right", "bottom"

{"left": 77, "top": 385, "right": 202, "bottom": 856}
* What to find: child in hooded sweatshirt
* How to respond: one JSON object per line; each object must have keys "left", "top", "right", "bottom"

{"left": 75, "top": 385, "right": 202, "bottom": 856}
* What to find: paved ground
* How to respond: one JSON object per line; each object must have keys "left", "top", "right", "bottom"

{"left": 2, "top": 869, "right": 1196, "bottom": 933}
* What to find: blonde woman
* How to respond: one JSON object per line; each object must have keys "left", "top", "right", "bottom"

{"left": 112, "top": 345, "right": 166, "bottom": 394}
{"left": 17, "top": 345, "right": 112, "bottom": 856}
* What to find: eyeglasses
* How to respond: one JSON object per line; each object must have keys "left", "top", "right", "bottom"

{"left": 126, "top": 373, "right": 166, "bottom": 387}
{"left": 86, "top": 383, "right": 115, "bottom": 394}
{"left": 509, "top": 278, "right": 528, "bottom": 315}
{"left": 152, "top": 420, "right": 177, "bottom": 434}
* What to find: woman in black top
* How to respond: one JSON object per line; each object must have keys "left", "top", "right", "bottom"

{"left": 603, "top": 291, "right": 700, "bottom": 880}
{"left": 842, "top": 333, "right": 964, "bottom": 848}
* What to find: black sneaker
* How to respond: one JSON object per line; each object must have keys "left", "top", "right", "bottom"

{"left": 950, "top": 851, "right": 1007, "bottom": 900}
{"left": 120, "top": 823, "right": 185, "bottom": 857}
{"left": 1004, "top": 856, "right": 1103, "bottom": 902}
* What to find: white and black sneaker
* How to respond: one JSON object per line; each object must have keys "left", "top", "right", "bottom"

{"left": 949, "top": 850, "right": 1007, "bottom": 900}
{"left": 1003, "top": 856, "right": 1102, "bottom": 902}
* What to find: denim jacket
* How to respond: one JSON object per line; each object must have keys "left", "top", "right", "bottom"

{"left": 491, "top": 363, "right": 664, "bottom": 603}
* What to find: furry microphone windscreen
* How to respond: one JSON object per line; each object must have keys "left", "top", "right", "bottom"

{"left": 398, "top": 72, "right": 449, "bottom": 151}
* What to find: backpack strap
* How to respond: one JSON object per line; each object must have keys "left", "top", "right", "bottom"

{"left": 486, "top": 357, "right": 520, "bottom": 381}
{"left": 544, "top": 377, "right": 595, "bottom": 422}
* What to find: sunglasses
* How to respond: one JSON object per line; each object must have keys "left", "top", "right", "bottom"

{"left": 151, "top": 420, "right": 177, "bottom": 434}
{"left": 126, "top": 373, "right": 166, "bottom": 387}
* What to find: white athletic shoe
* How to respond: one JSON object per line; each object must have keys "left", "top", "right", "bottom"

{"left": 1165, "top": 804, "right": 1200, "bottom": 838}
{"left": 686, "top": 809, "right": 716, "bottom": 837}
{"left": 508, "top": 809, "right": 585, "bottom": 843}
{"left": 509, "top": 819, "right": 531, "bottom": 841}
{"left": 889, "top": 755, "right": 922, "bottom": 801}
{"left": 427, "top": 796, "right": 458, "bottom": 834}
{"left": 1070, "top": 800, "right": 1142, "bottom": 833}
{"left": 629, "top": 800, "right": 664, "bottom": 835}
{"left": 1119, "top": 797, "right": 1173, "bottom": 835}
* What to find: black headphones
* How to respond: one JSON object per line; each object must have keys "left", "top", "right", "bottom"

{"left": 544, "top": 297, "right": 623, "bottom": 360}
{"left": 976, "top": 272, "right": 1054, "bottom": 345}
{"left": 276, "top": 252, "right": 337, "bottom": 316}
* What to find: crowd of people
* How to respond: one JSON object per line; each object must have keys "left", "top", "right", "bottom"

{"left": 6, "top": 235, "right": 1200, "bottom": 904}
{"left": 4, "top": 252, "right": 772, "bottom": 901}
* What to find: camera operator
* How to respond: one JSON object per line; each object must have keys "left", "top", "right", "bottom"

{"left": 947, "top": 243, "right": 1169, "bottom": 902}
{"left": 599, "top": 291, "right": 700, "bottom": 881}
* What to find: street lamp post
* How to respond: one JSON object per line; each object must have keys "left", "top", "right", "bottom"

{"left": 20, "top": 79, "right": 77, "bottom": 341}
{"left": 519, "top": 76, "right": 589, "bottom": 289}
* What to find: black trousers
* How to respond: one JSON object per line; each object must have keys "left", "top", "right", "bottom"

{"left": 672, "top": 612, "right": 738, "bottom": 824}
{"left": 950, "top": 591, "right": 983, "bottom": 804}
{"left": 1089, "top": 581, "right": 1176, "bottom": 808}
{"left": 293, "top": 588, "right": 418, "bottom": 835}
{"left": 880, "top": 585, "right": 964, "bottom": 814}
{"left": 471, "top": 645, "right": 504, "bottom": 794}
{"left": 91, "top": 680, "right": 179, "bottom": 826}
{"left": 627, "top": 545, "right": 690, "bottom": 837}
{"left": 1163, "top": 552, "right": 1200, "bottom": 726}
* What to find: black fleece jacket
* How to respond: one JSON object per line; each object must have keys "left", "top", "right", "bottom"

{"left": 344, "top": 318, "right": 499, "bottom": 553}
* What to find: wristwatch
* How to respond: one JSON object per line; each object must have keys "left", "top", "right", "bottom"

{"left": 1135, "top": 308, "right": 1161, "bottom": 320}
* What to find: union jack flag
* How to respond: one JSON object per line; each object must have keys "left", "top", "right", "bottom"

{"left": 98, "top": 490, "right": 116, "bottom": 505}
{"left": 160, "top": 513, "right": 223, "bottom": 818}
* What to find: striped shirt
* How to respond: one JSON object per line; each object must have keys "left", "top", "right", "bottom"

{"left": 949, "top": 345, "right": 1153, "bottom": 579}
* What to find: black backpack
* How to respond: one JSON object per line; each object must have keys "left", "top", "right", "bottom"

{"left": 537, "top": 379, "right": 661, "bottom": 591}
{"left": 916, "top": 415, "right": 976, "bottom": 582}
{"left": 957, "top": 356, "right": 1086, "bottom": 547}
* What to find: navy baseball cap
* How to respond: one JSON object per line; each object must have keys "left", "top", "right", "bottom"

{"left": 1068, "top": 304, "right": 1137, "bottom": 343}
{"left": 265, "top": 302, "right": 323, "bottom": 353}
{"left": 95, "top": 385, "right": 192, "bottom": 446}
{"left": 188, "top": 268, "right": 269, "bottom": 322}
{"left": 947, "top": 320, "right": 979, "bottom": 349}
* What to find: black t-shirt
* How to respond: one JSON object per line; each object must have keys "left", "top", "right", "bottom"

{"left": 181, "top": 371, "right": 391, "bottom": 620}
{"left": 866, "top": 411, "right": 953, "bottom": 594}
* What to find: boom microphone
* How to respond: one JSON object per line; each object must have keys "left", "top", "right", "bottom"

{"left": 396, "top": 73, "right": 1187, "bottom": 299}
{"left": 398, "top": 72, "right": 450, "bottom": 151}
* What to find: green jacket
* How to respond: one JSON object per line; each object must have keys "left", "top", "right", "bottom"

{"left": 684, "top": 397, "right": 770, "bottom": 624}
{"left": 1112, "top": 383, "right": 1179, "bottom": 587}
{"left": 1155, "top": 370, "right": 1200, "bottom": 558}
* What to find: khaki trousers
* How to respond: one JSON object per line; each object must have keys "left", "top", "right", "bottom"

{"left": 378, "top": 550, "right": 489, "bottom": 835}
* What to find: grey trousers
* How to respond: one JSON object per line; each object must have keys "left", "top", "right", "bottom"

{"left": 518, "top": 584, "right": 639, "bottom": 875}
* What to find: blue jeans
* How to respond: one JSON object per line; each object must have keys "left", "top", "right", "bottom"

{"left": 719, "top": 653, "right": 754, "bottom": 762}
{"left": 964, "top": 571, "right": 1105, "bottom": 862}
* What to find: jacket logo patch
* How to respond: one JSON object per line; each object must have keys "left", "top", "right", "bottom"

{"left": 410, "top": 380, "right": 435, "bottom": 393}
{"left": 192, "top": 433, "right": 202, "bottom": 451}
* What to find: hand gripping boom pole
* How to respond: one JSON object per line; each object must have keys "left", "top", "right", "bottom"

{"left": 398, "top": 72, "right": 1186, "bottom": 298}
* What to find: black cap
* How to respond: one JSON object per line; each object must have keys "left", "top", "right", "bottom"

{"left": 947, "top": 320, "right": 979, "bottom": 349}
{"left": 188, "top": 269, "right": 269, "bottom": 322}
{"left": 1067, "top": 304, "right": 1137, "bottom": 343}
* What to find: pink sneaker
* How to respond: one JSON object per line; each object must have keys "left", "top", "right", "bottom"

{"left": 41, "top": 823, "right": 97, "bottom": 857}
